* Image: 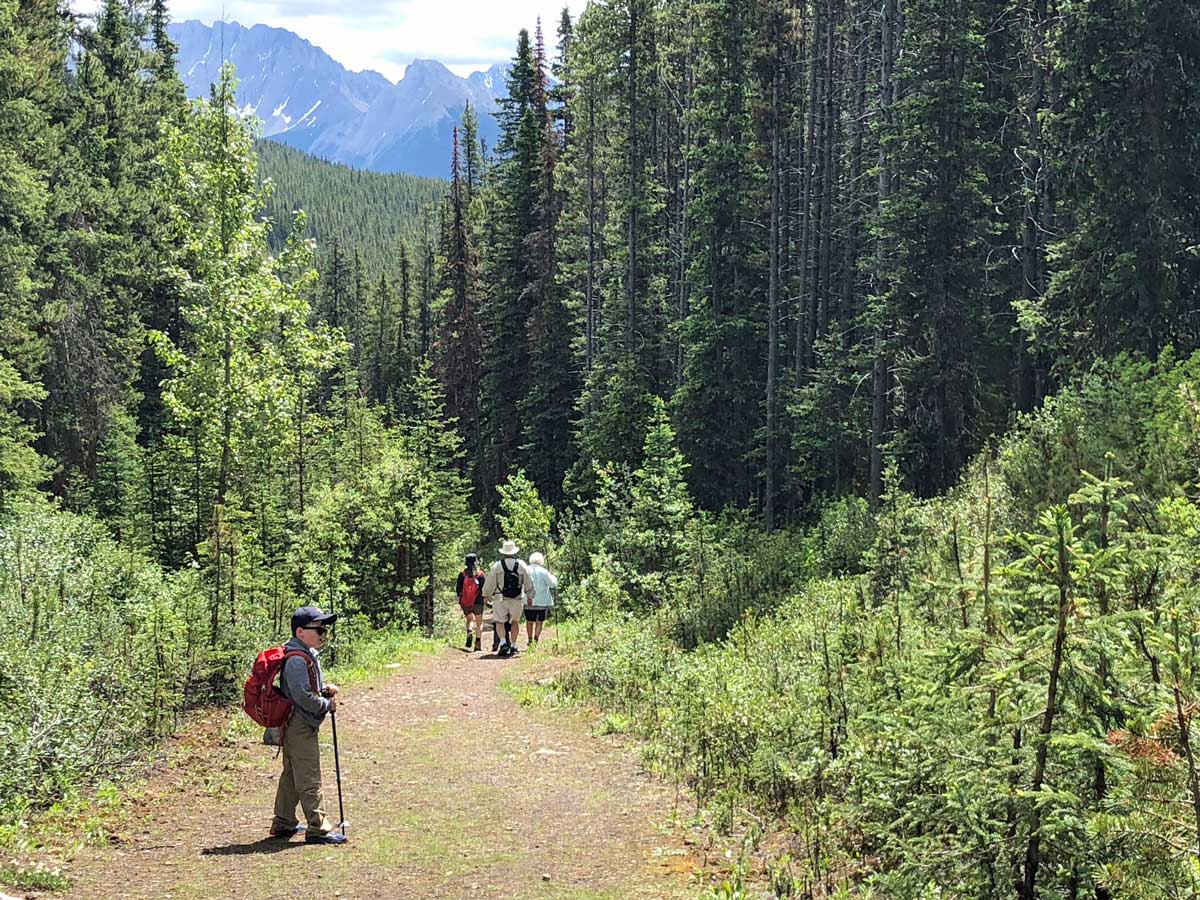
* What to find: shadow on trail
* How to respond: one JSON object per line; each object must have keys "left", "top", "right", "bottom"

{"left": 200, "top": 838, "right": 307, "bottom": 857}
{"left": 451, "top": 643, "right": 529, "bottom": 662}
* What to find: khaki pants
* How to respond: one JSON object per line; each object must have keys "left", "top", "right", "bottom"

{"left": 272, "top": 712, "right": 334, "bottom": 835}
{"left": 492, "top": 596, "right": 524, "bottom": 629}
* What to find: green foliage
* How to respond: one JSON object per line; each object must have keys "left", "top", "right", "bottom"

{"left": 0, "top": 0, "right": 54, "bottom": 510}
{"left": 495, "top": 469, "right": 554, "bottom": 558}
{"left": 0, "top": 499, "right": 200, "bottom": 818}
{"left": 0, "top": 861, "right": 70, "bottom": 892}
{"left": 561, "top": 350, "right": 1200, "bottom": 896}
{"left": 2, "top": 0, "right": 1199, "bottom": 888}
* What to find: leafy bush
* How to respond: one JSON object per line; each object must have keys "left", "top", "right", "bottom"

{"left": 495, "top": 468, "right": 555, "bottom": 560}
{"left": 0, "top": 500, "right": 200, "bottom": 818}
{"left": 560, "top": 350, "right": 1200, "bottom": 898}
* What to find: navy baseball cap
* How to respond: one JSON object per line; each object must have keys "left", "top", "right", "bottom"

{"left": 291, "top": 605, "right": 338, "bottom": 633}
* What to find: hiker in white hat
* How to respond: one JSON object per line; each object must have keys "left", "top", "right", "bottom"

{"left": 482, "top": 539, "right": 535, "bottom": 657}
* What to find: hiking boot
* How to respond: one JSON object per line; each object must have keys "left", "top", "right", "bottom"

{"left": 305, "top": 831, "right": 348, "bottom": 845}
{"left": 270, "top": 824, "right": 306, "bottom": 838}
{"left": 465, "top": 632, "right": 473, "bottom": 649}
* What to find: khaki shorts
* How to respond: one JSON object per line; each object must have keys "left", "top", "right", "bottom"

{"left": 491, "top": 596, "right": 525, "bottom": 626}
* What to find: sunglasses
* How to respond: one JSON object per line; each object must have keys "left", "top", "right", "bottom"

{"left": 302, "top": 625, "right": 330, "bottom": 636}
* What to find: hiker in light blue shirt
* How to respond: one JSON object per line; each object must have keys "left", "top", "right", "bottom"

{"left": 525, "top": 551, "right": 558, "bottom": 648}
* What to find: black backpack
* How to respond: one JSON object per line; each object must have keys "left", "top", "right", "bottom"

{"left": 500, "top": 559, "right": 522, "bottom": 598}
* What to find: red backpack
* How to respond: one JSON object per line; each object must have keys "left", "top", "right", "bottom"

{"left": 459, "top": 569, "right": 482, "bottom": 607}
{"left": 243, "top": 647, "right": 317, "bottom": 728}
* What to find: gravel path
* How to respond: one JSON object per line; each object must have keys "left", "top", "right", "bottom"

{"left": 56, "top": 641, "right": 696, "bottom": 900}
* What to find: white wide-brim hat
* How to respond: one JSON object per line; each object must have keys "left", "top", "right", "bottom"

{"left": 500, "top": 539, "right": 520, "bottom": 556}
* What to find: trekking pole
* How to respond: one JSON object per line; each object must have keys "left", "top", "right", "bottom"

{"left": 330, "top": 711, "right": 347, "bottom": 836}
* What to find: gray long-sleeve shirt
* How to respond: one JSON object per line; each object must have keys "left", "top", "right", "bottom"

{"left": 279, "top": 636, "right": 329, "bottom": 729}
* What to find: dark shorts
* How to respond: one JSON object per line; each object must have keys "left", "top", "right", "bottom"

{"left": 525, "top": 607, "right": 549, "bottom": 622}
{"left": 461, "top": 603, "right": 484, "bottom": 616}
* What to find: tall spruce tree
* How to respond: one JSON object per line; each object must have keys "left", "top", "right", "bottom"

{"left": 1044, "top": 0, "right": 1200, "bottom": 361}
{"left": 673, "top": 0, "right": 765, "bottom": 510}
{"left": 435, "top": 126, "right": 484, "bottom": 494}
{"left": 478, "top": 28, "right": 544, "bottom": 501}
{"left": 40, "top": 0, "right": 164, "bottom": 510}
{"left": 517, "top": 21, "right": 577, "bottom": 507}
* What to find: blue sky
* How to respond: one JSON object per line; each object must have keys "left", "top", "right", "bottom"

{"left": 75, "top": 0, "right": 576, "bottom": 81}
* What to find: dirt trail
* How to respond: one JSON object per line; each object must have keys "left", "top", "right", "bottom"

{"left": 54, "top": 640, "right": 697, "bottom": 900}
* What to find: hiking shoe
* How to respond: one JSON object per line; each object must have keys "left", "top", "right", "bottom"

{"left": 305, "top": 831, "right": 348, "bottom": 845}
{"left": 473, "top": 642, "right": 482, "bottom": 652}
{"left": 270, "top": 824, "right": 306, "bottom": 838}
{"left": 465, "top": 632, "right": 473, "bottom": 649}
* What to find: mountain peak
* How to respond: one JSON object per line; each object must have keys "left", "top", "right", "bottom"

{"left": 406, "top": 58, "right": 452, "bottom": 75}
{"left": 401, "top": 58, "right": 459, "bottom": 91}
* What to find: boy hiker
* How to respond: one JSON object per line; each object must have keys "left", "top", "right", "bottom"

{"left": 525, "top": 551, "right": 558, "bottom": 647}
{"left": 483, "top": 539, "right": 535, "bottom": 657}
{"left": 271, "top": 605, "right": 348, "bottom": 845}
{"left": 457, "top": 553, "right": 485, "bottom": 651}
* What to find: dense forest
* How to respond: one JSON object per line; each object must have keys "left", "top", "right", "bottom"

{"left": 256, "top": 140, "right": 445, "bottom": 276}
{"left": 2, "top": 0, "right": 1200, "bottom": 895}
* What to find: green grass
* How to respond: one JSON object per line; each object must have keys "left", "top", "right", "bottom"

{"left": 0, "top": 861, "right": 71, "bottom": 892}
{"left": 329, "top": 629, "right": 442, "bottom": 686}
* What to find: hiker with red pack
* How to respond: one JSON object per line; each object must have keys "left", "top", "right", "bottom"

{"left": 246, "top": 605, "right": 347, "bottom": 845}
{"left": 458, "top": 553, "right": 486, "bottom": 651}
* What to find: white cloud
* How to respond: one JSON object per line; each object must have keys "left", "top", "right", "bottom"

{"left": 73, "top": 0, "right": 576, "bottom": 82}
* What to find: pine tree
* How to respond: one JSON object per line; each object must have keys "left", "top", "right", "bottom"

{"left": 516, "top": 20, "right": 577, "bottom": 507}
{"left": 460, "top": 102, "right": 483, "bottom": 202}
{"left": 40, "top": 0, "right": 161, "bottom": 509}
{"left": 551, "top": 9, "right": 575, "bottom": 153}
{"left": 435, "top": 126, "right": 484, "bottom": 493}
{"left": 0, "top": 0, "right": 59, "bottom": 506}
{"left": 567, "top": 0, "right": 667, "bottom": 490}
{"left": 321, "top": 239, "right": 351, "bottom": 331}
{"left": 397, "top": 361, "right": 471, "bottom": 632}
{"left": 367, "top": 272, "right": 395, "bottom": 404}
{"left": 881, "top": 0, "right": 1009, "bottom": 493}
{"left": 390, "top": 241, "right": 416, "bottom": 418}
{"left": 673, "top": 0, "right": 766, "bottom": 510}
{"left": 479, "top": 28, "right": 545, "bottom": 497}
{"left": 1044, "top": 0, "right": 1200, "bottom": 360}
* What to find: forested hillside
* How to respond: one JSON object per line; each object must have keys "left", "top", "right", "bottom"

{"left": 3, "top": 0, "right": 1200, "bottom": 895}
{"left": 256, "top": 140, "right": 445, "bottom": 275}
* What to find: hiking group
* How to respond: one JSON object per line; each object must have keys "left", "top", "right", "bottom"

{"left": 243, "top": 539, "right": 558, "bottom": 846}
{"left": 458, "top": 539, "right": 558, "bottom": 657}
